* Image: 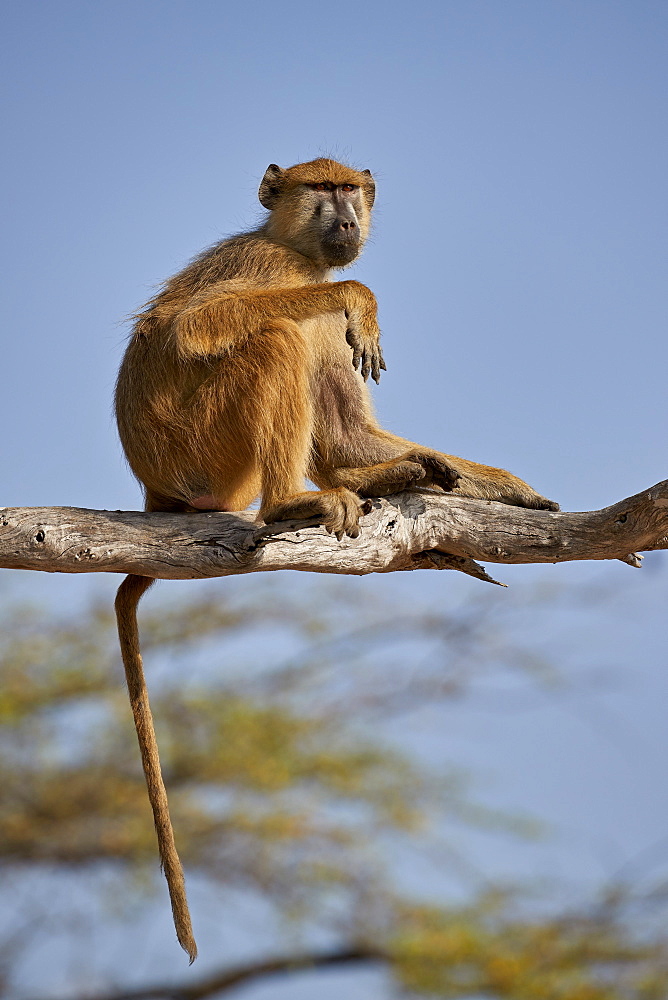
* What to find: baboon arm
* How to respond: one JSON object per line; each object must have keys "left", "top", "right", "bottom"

{"left": 174, "top": 280, "right": 376, "bottom": 359}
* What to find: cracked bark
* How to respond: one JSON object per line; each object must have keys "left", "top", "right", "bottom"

{"left": 1, "top": 480, "right": 667, "bottom": 586}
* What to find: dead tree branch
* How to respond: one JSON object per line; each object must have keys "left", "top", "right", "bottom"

{"left": 2, "top": 480, "right": 667, "bottom": 585}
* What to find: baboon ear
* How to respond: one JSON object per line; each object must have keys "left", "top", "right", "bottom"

{"left": 362, "top": 168, "right": 376, "bottom": 209}
{"left": 259, "top": 164, "right": 285, "bottom": 209}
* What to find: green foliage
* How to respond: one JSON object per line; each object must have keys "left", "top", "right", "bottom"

{"left": 0, "top": 589, "right": 448, "bottom": 912}
{"left": 390, "top": 899, "right": 668, "bottom": 999}
{"left": 0, "top": 583, "right": 667, "bottom": 998}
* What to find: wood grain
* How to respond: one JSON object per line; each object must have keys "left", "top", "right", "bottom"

{"left": 2, "top": 481, "right": 667, "bottom": 585}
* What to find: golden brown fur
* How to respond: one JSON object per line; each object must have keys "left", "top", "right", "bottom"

{"left": 114, "top": 157, "right": 558, "bottom": 960}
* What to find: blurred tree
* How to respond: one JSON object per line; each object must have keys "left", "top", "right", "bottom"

{"left": 0, "top": 580, "right": 666, "bottom": 999}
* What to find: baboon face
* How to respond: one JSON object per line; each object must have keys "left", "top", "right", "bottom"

{"left": 301, "top": 181, "right": 367, "bottom": 266}
{"left": 259, "top": 158, "right": 375, "bottom": 268}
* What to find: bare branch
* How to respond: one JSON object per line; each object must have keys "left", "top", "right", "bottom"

{"left": 22, "top": 947, "right": 383, "bottom": 1000}
{"left": 1, "top": 481, "right": 667, "bottom": 584}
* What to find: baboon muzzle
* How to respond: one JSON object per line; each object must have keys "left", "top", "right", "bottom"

{"left": 322, "top": 218, "right": 360, "bottom": 265}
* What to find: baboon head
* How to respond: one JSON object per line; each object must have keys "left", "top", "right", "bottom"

{"left": 259, "top": 158, "right": 375, "bottom": 267}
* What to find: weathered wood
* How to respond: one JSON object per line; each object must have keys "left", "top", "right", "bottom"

{"left": 2, "top": 480, "right": 667, "bottom": 584}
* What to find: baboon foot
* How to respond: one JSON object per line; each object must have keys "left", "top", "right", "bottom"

{"left": 487, "top": 479, "right": 560, "bottom": 511}
{"left": 261, "top": 488, "right": 367, "bottom": 540}
{"left": 453, "top": 475, "right": 560, "bottom": 511}
{"left": 514, "top": 491, "right": 560, "bottom": 512}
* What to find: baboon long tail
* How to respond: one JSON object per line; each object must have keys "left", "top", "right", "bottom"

{"left": 115, "top": 574, "right": 198, "bottom": 964}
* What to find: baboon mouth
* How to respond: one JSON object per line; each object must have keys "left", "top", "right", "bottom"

{"left": 322, "top": 238, "right": 361, "bottom": 266}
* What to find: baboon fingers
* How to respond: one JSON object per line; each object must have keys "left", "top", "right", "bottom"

{"left": 372, "top": 346, "right": 386, "bottom": 384}
{"left": 360, "top": 346, "right": 382, "bottom": 383}
{"left": 422, "top": 455, "right": 462, "bottom": 491}
{"left": 345, "top": 327, "right": 384, "bottom": 384}
{"left": 345, "top": 328, "right": 362, "bottom": 369}
{"left": 401, "top": 453, "right": 461, "bottom": 492}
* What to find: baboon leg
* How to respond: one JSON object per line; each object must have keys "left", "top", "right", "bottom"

{"left": 310, "top": 376, "right": 558, "bottom": 511}
{"left": 310, "top": 367, "right": 460, "bottom": 502}
{"left": 436, "top": 453, "right": 560, "bottom": 510}
{"left": 317, "top": 453, "right": 461, "bottom": 497}
{"left": 360, "top": 433, "right": 560, "bottom": 511}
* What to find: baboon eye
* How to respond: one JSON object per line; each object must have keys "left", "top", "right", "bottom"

{"left": 341, "top": 184, "right": 357, "bottom": 192}
{"left": 312, "top": 182, "right": 330, "bottom": 192}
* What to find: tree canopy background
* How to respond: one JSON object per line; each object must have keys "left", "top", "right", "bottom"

{"left": 1, "top": 574, "right": 667, "bottom": 999}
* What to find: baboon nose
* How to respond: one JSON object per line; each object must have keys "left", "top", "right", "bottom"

{"left": 338, "top": 220, "right": 356, "bottom": 231}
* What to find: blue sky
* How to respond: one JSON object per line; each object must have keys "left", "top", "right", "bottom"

{"left": 2, "top": 1, "right": 666, "bottom": 515}
{"left": 2, "top": 2, "right": 668, "bottom": 995}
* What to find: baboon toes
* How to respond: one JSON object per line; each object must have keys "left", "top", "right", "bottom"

{"left": 502, "top": 486, "right": 560, "bottom": 511}
{"left": 322, "top": 489, "right": 367, "bottom": 539}
{"left": 528, "top": 495, "right": 560, "bottom": 512}
{"left": 261, "top": 488, "right": 366, "bottom": 540}
{"left": 447, "top": 468, "right": 559, "bottom": 511}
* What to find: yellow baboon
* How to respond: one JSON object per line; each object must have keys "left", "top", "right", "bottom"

{"left": 114, "top": 158, "right": 559, "bottom": 960}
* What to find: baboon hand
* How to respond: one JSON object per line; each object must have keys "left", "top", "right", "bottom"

{"left": 402, "top": 452, "right": 461, "bottom": 492}
{"left": 345, "top": 314, "right": 385, "bottom": 384}
{"left": 341, "top": 279, "right": 385, "bottom": 383}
